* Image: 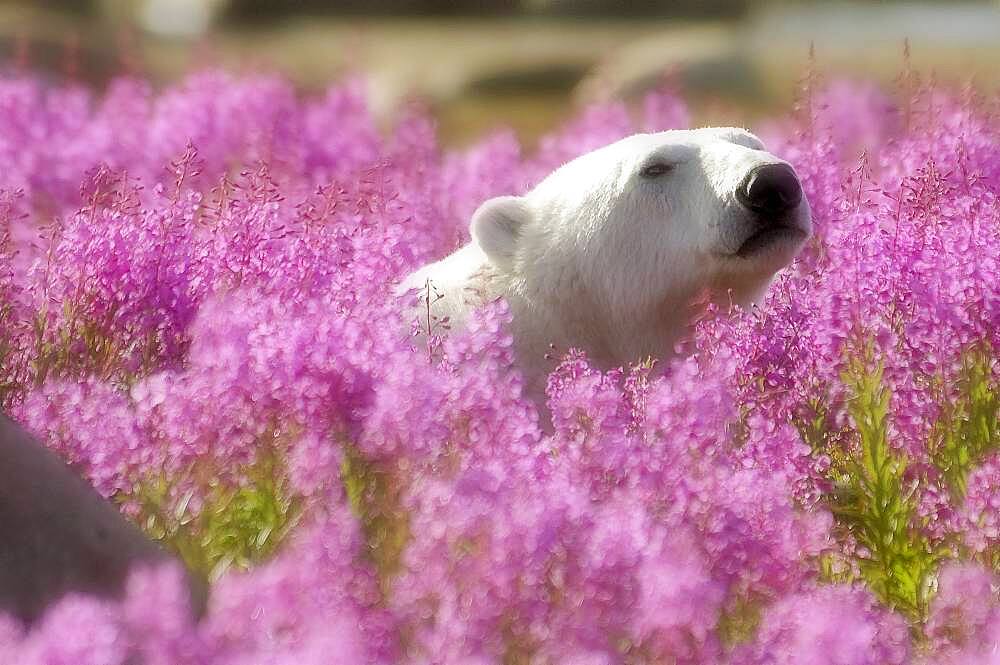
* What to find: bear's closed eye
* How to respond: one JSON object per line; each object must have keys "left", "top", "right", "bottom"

{"left": 639, "top": 162, "right": 674, "bottom": 178}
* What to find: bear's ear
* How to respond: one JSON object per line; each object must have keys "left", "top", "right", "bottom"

{"left": 470, "top": 196, "right": 532, "bottom": 270}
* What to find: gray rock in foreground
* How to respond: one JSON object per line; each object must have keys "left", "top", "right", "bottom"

{"left": 0, "top": 414, "right": 202, "bottom": 623}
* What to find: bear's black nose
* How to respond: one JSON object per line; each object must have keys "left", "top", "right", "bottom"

{"left": 737, "top": 163, "right": 802, "bottom": 216}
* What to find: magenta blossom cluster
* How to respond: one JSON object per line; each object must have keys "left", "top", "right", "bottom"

{"left": 2, "top": 64, "right": 1000, "bottom": 664}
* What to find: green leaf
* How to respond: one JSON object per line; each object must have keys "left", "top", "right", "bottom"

{"left": 823, "top": 345, "right": 940, "bottom": 622}
{"left": 128, "top": 434, "right": 304, "bottom": 584}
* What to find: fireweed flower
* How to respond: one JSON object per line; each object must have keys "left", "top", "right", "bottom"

{"left": 961, "top": 454, "right": 1000, "bottom": 555}
{"left": 2, "top": 67, "right": 1000, "bottom": 664}
{"left": 925, "top": 562, "right": 1000, "bottom": 661}
{"left": 14, "top": 377, "right": 149, "bottom": 498}
{"left": 731, "top": 585, "right": 911, "bottom": 665}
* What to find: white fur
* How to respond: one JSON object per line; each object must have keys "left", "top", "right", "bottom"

{"left": 400, "top": 127, "right": 812, "bottom": 407}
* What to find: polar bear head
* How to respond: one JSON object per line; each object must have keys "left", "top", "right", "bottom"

{"left": 470, "top": 127, "right": 812, "bottom": 362}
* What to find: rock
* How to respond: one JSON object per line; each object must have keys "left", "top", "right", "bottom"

{"left": 575, "top": 24, "right": 756, "bottom": 105}
{"left": 0, "top": 414, "right": 203, "bottom": 623}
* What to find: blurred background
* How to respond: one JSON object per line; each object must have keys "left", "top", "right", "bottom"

{"left": 1, "top": 0, "right": 999, "bottom": 145}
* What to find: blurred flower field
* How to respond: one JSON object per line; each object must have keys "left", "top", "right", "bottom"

{"left": 1, "top": 63, "right": 1000, "bottom": 663}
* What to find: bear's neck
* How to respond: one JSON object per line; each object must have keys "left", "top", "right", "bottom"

{"left": 506, "top": 270, "right": 771, "bottom": 378}
{"left": 501, "top": 273, "right": 677, "bottom": 375}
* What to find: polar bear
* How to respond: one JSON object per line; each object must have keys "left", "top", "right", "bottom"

{"left": 401, "top": 127, "right": 811, "bottom": 406}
